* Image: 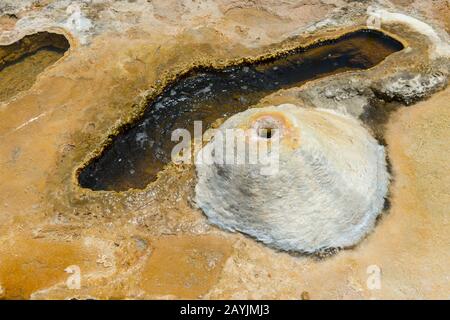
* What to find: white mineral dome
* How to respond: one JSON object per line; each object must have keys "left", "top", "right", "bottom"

{"left": 195, "top": 103, "right": 389, "bottom": 253}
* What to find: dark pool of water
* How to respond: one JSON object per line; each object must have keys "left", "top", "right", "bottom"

{"left": 78, "top": 30, "right": 403, "bottom": 191}
{"left": 0, "top": 32, "right": 70, "bottom": 101}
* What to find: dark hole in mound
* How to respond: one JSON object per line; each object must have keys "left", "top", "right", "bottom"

{"left": 260, "top": 128, "right": 273, "bottom": 139}
{"left": 256, "top": 120, "right": 278, "bottom": 139}
{"left": 78, "top": 29, "right": 404, "bottom": 191}
{"left": 0, "top": 31, "right": 70, "bottom": 102}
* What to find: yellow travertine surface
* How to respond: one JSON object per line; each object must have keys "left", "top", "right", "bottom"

{"left": 0, "top": 0, "right": 448, "bottom": 299}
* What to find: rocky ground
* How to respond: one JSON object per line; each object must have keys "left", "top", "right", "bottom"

{"left": 0, "top": 0, "right": 449, "bottom": 299}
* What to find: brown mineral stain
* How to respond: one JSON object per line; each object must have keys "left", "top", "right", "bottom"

{"left": 0, "top": 15, "right": 18, "bottom": 31}
{"left": 140, "top": 235, "right": 233, "bottom": 299}
{"left": 0, "top": 237, "right": 97, "bottom": 299}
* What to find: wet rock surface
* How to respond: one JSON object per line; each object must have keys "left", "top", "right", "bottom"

{"left": 0, "top": 0, "right": 449, "bottom": 299}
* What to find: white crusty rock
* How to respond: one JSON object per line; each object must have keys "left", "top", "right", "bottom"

{"left": 195, "top": 104, "right": 389, "bottom": 253}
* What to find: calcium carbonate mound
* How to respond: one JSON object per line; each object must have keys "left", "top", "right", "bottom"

{"left": 195, "top": 103, "right": 389, "bottom": 253}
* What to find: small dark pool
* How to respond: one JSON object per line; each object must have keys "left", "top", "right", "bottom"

{"left": 78, "top": 29, "right": 403, "bottom": 191}
{"left": 0, "top": 32, "right": 70, "bottom": 101}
